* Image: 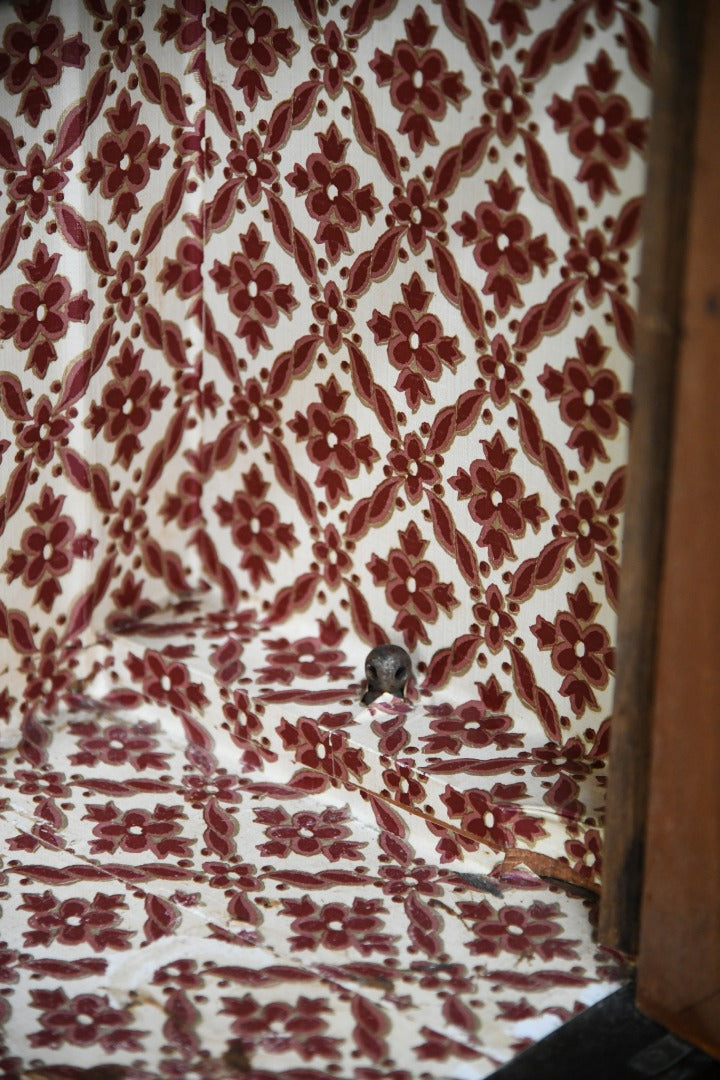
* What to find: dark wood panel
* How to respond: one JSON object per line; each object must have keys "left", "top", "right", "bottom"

{"left": 635, "top": 0, "right": 720, "bottom": 1057}
{"left": 599, "top": 0, "right": 705, "bottom": 955}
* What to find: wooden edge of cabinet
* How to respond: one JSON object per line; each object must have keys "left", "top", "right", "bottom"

{"left": 598, "top": 0, "right": 706, "bottom": 954}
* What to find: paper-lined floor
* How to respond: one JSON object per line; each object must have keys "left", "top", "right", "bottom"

{"left": 0, "top": 702, "right": 625, "bottom": 1079}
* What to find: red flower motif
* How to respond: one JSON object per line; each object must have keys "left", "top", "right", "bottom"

{"left": 79, "top": 90, "right": 168, "bottom": 228}
{"left": 531, "top": 583, "right": 614, "bottom": 717}
{"left": 479, "top": 334, "right": 523, "bottom": 407}
{"left": 370, "top": 6, "right": 469, "bottom": 153}
{"left": 289, "top": 375, "right": 378, "bottom": 506}
{"left": 0, "top": 241, "right": 92, "bottom": 378}
{"left": 312, "top": 524, "right": 352, "bottom": 589}
{"left": 472, "top": 584, "right": 517, "bottom": 655}
{"left": 156, "top": 0, "right": 204, "bottom": 54}
{"left": 214, "top": 464, "right": 298, "bottom": 588}
{"left": 556, "top": 491, "right": 615, "bottom": 565}
{"left": 369, "top": 272, "right": 463, "bottom": 411}
{"left": 454, "top": 171, "right": 554, "bottom": 316}
{"left": 101, "top": 0, "right": 142, "bottom": 71}
{"left": 208, "top": 1, "right": 298, "bottom": 108}
{"left": 565, "top": 227, "right": 623, "bottom": 306}
{"left": 422, "top": 697, "right": 519, "bottom": 755}
{"left": 441, "top": 783, "right": 546, "bottom": 849}
{"left": 210, "top": 223, "right": 298, "bottom": 355}
{"left": 311, "top": 281, "right": 354, "bottom": 352}
{"left": 539, "top": 327, "right": 631, "bottom": 468}
{"left": 280, "top": 895, "right": 397, "bottom": 956}
{"left": 181, "top": 772, "right": 240, "bottom": 805}
{"left": 19, "top": 629, "right": 77, "bottom": 716}
{"left": 260, "top": 636, "right": 353, "bottom": 685}
{"left": 254, "top": 805, "right": 366, "bottom": 861}
{"left": 126, "top": 649, "right": 209, "bottom": 716}
{"left": 377, "top": 864, "right": 443, "bottom": 900}
{"left": 86, "top": 341, "right": 168, "bottom": 469}
{"left": 565, "top": 828, "right": 603, "bottom": 879}
{"left": 227, "top": 129, "right": 277, "bottom": 204}
{"left": 16, "top": 394, "right": 71, "bottom": 466}
{"left": 28, "top": 989, "right": 144, "bottom": 1051}
{"left": 383, "top": 763, "right": 426, "bottom": 808}
{"left": 105, "top": 252, "right": 146, "bottom": 322}
{"left": 3, "top": 485, "right": 96, "bottom": 613}
{"left": 311, "top": 21, "right": 354, "bottom": 98}
{"left": 450, "top": 431, "right": 546, "bottom": 568}
{"left": 457, "top": 899, "right": 580, "bottom": 960}
{"left": 387, "top": 432, "right": 440, "bottom": 504}
{"left": 175, "top": 110, "right": 218, "bottom": 179}
{"left": 109, "top": 491, "right": 148, "bottom": 556}
{"left": 84, "top": 801, "right": 194, "bottom": 859}
{"left": 484, "top": 64, "right": 530, "bottom": 143}
{"left": 0, "top": 10, "right": 89, "bottom": 126}
{"left": 489, "top": 0, "right": 539, "bottom": 46}
{"left": 229, "top": 377, "right": 278, "bottom": 447}
{"left": 221, "top": 688, "right": 274, "bottom": 771}
{"left": 68, "top": 718, "right": 169, "bottom": 771}
{"left": 287, "top": 122, "right": 381, "bottom": 264}
{"left": 13, "top": 768, "right": 69, "bottom": 798}
{"left": 8, "top": 143, "right": 68, "bottom": 220}
{"left": 277, "top": 717, "right": 368, "bottom": 783}
{"left": 20, "top": 891, "right": 133, "bottom": 952}
{"left": 390, "top": 177, "right": 444, "bottom": 254}
{"left": 548, "top": 50, "right": 647, "bottom": 203}
{"left": 368, "top": 522, "right": 459, "bottom": 649}
{"left": 221, "top": 993, "right": 341, "bottom": 1060}
{"left": 528, "top": 737, "right": 594, "bottom": 780}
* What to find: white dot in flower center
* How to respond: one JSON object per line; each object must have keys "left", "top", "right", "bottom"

{"left": 577, "top": 520, "right": 591, "bottom": 537}
{"left": 405, "top": 576, "right": 417, "bottom": 594}
{"left": 246, "top": 158, "right": 257, "bottom": 175}
{"left": 76, "top": 1012, "right": 95, "bottom": 1025}
{"left": 121, "top": 398, "right": 134, "bottom": 416}
{"left": 326, "top": 182, "right": 339, "bottom": 201}
{"left": 38, "top": 422, "right": 51, "bottom": 439}
{"left": 326, "top": 431, "right": 338, "bottom": 448}
{"left": 315, "top": 743, "right": 327, "bottom": 759}
{"left": 489, "top": 611, "right": 500, "bottom": 626}
{"left": 42, "top": 542, "right": 53, "bottom": 560}
{"left": 298, "top": 653, "right": 315, "bottom": 663}
{"left": 117, "top": 25, "right": 128, "bottom": 43}
{"left": 31, "top": 173, "right": 43, "bottom": 192}
{"left": 483, "top": 811, "right": 495, "bottom": 829}
{"left": 407, "top": 460, "right": 418, "bottom": 475}
{"left": 408, "top": 331, "right": 420, "bottom": 350}
{"left": 35, "top": 303, "right": 48, "bottom": 322}
{"left": 398, "top": 777, "right": 409, "bottom": 793}
{"left": 326, "top": 308, "right": 338, "bottom": 324}
{"left": 327, "top": 919, "right": 343, "bottom": 930}
{"left": 574, "top": 640, "right": 586, "bottom": 658}
{"left": 583, "top": 387, "right": 595, "bottom": 407}
{"left": 41, "top": 678, "right": 54, "bottom": 695}
{"left": 327, "top": 549, "right": 337, "bottom": 564}
{"left": 248, "top": 404, "right": 260, "bottom": 421}
{"left": 66, "top": 915, "right": 83, "bottom": 926}
{"left": 118, "top": 152, "right": 131, "bottom": 171}
{"left": 506, "top": 923, "right": 525, "bottom": 935}
{"left": 160, "top": 675, "right": 172, "bottom": 692}
{"left": 298, "top": 827, "right": 314, "bottom": 838}
{"left": 27, "top": 45, "right": 41, "bottom": 66}
{"left": 583, "top": 850, "right": 596, "bottom": 866}
{"left": 410, "top": 206, "right": 422, "bottom": 224}
{"left": 496, "top": 233, "right": 510, "bottom": 252}
{"left": 593, "top": 115, "right": 606, "bottom": 136}
{"left": 109, "top": 739, "right": 125, "bottom": 749}
{"left": 128, "top": 825, "right": 143, "bottom": 835}
{"left": 587, "top": 256, "right": 601, "bottom": 278}
{"left": 246, "top": 280, "right": 258, "bottom": 298}
{"left": 249, "top": 517, "right": 261, "bottom": 534}
{"left": 412, "top": 68, "right": 424, "bottom": 89}
{"left": 490, "top": 489, "right": 503, "bottom": 507}
{"left": 246, "top": 27, "right": 256, "bottom": 45}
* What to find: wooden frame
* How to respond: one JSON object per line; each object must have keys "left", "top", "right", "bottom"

{"left": 601, "top": 0, "right": 720, "bottom": 1058}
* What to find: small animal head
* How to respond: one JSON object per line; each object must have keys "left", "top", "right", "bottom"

{"left": 361, "top": 644, "right": 413, "bottom": 705}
